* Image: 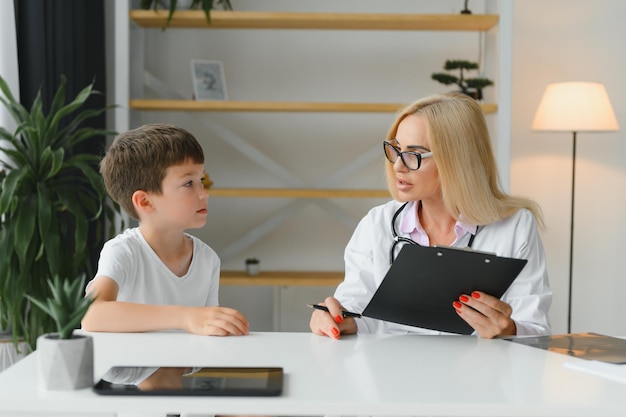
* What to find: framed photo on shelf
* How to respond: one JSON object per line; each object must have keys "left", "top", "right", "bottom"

{"left": 191, "top": 59, "right": 228, "bottom": 100}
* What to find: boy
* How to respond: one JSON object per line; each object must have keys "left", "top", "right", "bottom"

{"left": 82, "top": 123, "right": 249, "bottom": 337}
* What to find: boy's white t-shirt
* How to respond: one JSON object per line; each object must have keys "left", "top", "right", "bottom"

{"left": 87, "top": 227, "right": 220, "bottom": 307}
{"left": 87, "top": 228, "right": 221, "bottom": 389}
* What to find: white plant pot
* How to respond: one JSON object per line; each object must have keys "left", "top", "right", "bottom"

{"left": 37, "top": 333, "right": 94, "bottom": 390}
{"left": 0, "top": 338, "right": 29, "bottom": 373}
{"left": 246, "top": 261, "right": 260, "bottom": 276}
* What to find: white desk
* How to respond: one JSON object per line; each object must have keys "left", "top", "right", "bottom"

{"left": 1, "top": 331, "right": 626, "bottom": 416}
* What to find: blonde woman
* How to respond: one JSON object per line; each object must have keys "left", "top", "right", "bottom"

{"left": 310, "top": 92, "right": 552, "bottom": 339}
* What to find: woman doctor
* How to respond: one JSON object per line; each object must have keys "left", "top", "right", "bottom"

{"left": 310, "top": 92, "right": 552, "bottom": 339}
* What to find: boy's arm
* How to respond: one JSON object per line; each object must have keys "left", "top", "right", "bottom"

{"left": 81, "top": 276, "right": 249, "bottom": 335}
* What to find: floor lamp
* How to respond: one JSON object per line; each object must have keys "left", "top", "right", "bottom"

{"left": 532, "top": 82, "right": 619, "bottom": 333}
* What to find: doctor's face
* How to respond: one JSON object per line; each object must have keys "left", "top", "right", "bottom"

{"left": 390, "top": 114, "right": 442, "bottom": 203}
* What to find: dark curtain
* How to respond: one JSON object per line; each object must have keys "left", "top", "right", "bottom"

{"left": 14, "top": 0, "right": 107, "bottom": 275}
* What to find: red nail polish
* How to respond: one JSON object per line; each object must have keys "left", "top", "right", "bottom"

{"left": 331, "top": 328, "right": 340, "bottom": 337}
{"left": 453, "top": 301, "right": 462, "bottom": 309}
{"left": 472, "top": 291, "right": 480, "bottom": 299}
{"left": 335, "top": 315, "right": 343, "bottom": 323}
{"left": 459, "top": 295, "right": 469, "bottom": 303}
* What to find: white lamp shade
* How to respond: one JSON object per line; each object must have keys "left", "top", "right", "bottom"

{"left": 532, "top": 82, "right": 619, "bottom": 132}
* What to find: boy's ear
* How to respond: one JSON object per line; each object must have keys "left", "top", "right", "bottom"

{"left": 131, "top": 190, "right": 154, "bottom": 214}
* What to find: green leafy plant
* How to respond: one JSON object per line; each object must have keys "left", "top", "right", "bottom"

{"left": 26, "top": 275, "right": 95, "bottom": 340}
{"left": 431, "top": 59, "right": 494, "bottom": 100}
{"left": 0, "top": 74, "right": 121, "bottom": 350}
{"left": 140, "top": 0, "right": 234, "bottom": 28}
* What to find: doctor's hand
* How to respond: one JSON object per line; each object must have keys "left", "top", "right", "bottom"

{"left": 309, "top": 296, "right": 357, "bottom": 339}
{"left": 453, "top": 291, "right": 517, "bottom": 338}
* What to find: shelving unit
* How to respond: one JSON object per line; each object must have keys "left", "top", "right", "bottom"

{"left": 125, "top": 6, "right": 504, "bottom": 287}
{"left": 129, "top": 11, "right": 499, "bottom": 118}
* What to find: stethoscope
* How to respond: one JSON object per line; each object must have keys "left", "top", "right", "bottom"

{"left": 389, "top": 202, "right": 479, "bottom": 264}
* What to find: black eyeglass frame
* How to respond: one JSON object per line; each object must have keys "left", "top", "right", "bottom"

{"left": 383, "top": 141, "right": 433, "bottom": 171}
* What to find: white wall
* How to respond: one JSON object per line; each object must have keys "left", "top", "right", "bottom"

{"left": 0, "top": 1, "right": 19, "bottom": 132}
{"left": 511, "top": 1, "right": 626, "bottom": 335}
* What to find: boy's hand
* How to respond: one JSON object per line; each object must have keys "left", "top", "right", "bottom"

{"left": 183, "top": 306, "right": 250, "bottom": 336}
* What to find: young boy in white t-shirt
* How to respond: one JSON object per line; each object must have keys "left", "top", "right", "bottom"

{"left": 82, "top": 123, "right": 249, "bottom": 337}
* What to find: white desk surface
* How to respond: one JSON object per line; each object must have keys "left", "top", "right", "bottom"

{"left": 1, "top": 331, "right": 626, "bottom": 416}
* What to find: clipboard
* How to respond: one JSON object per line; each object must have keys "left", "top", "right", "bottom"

{"left": 361, "top": 244, "right": 527, "bottom": 334}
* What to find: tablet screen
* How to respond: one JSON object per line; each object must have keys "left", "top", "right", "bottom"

{"left": 93, "top": 366, "right": 283, "bottom": 396}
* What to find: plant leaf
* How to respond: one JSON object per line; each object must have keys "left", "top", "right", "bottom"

{"left": 0, "top": 168, "right": 25, "bottom": 215}
{"left": 166, "top": 0, "right": 178, "bottom": 27}
{"left": 13, "top": 199, "right": 37, "bottom": 270}
{"left": 37, "top": 183, "right": 52, "bottom": 247}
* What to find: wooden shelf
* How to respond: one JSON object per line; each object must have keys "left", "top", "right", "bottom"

{"left": 220, "top": 270, "right": 343, "bottom": 286}
{"left": 130, "top": 99, "right": 497, "bottom": 114}
{"left": 130, "top": 99, "right": 406, "bottom": 113}
{"left": 210, "top": 188, "right": 389, "bottom": 199}
{"left": 130, "top": 10, "right": 499, "bottom": 31}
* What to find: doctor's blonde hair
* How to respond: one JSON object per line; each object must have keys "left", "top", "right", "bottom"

{"left": 384, "top": 92, "right": 543, "bottom": 227}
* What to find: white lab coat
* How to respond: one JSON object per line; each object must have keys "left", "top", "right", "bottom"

{"left": 334, "top": 200, "right": 552, "bottom": 336}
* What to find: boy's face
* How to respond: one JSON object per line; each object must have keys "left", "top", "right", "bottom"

{"left": 148, "top": 160, "right": 209, "bottom": 230}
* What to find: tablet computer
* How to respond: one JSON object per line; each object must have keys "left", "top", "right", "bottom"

{"left": 362, "top": 244, "right": 527, "bottom": 334}
{"left": 93, "top": 366, "right": 283, "bottom": 396}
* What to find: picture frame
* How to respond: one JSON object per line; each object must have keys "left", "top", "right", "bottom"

{"left": 191, "top": 59, "right": 228, "bottom": 101}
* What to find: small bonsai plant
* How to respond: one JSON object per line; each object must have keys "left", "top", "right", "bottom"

{"left": 431, "top": 60, "right": 494, "bottom": 100}
{"left": 246, "top": 258, "right": 260, "bottom": 275}
{"left": 26, "top": 275, "right": 95, "bottom": 340}
{"left": 140, "top": 0, "right": 234, "bottom": 28}
{"left": 28, "top": 275, "right": 96, "bottom": 390}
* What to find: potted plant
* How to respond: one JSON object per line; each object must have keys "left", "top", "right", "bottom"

{"left": 27, "top": 275, "right": 95, "bottom": 390}
{"left": 0, "top": 74, "right": 121, "bottom": 353}
{"left": 245, "top": 257, "right": 260, "bottom": 276}
{"left": 431, "top": 59, "right": 494, "bottom": 100}
{"left": 140, "top": 0, "right": 233, "bottom": 28}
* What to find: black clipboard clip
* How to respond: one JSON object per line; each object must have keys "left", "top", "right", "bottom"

{"left": 433, "top": 244, "right": 496, "bottom": 256}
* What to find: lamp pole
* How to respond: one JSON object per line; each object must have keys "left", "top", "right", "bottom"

{"left": 532, "top": 82, "right": 619, "bottom": 334}
{"left": 567, "top": 131, "right": 577, "bottom": 334}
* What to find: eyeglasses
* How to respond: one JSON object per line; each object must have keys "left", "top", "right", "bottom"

{"left": 383, "top": 141, "right": 433, "bottom": 171}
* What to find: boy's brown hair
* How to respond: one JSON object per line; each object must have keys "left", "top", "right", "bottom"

{"left": 100, "top": 124, "right": 204, "bottom": 219}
